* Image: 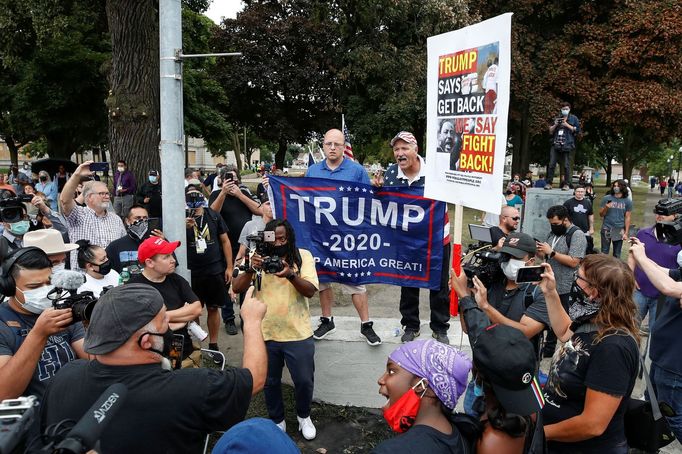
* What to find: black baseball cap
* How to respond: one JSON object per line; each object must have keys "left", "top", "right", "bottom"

{"left": 84, "top": 284, "right": 164, "bottom": 354}
{"left": 472, "top": 324, "right": 544, "bottom": 416}
{"left": 499, "top": 232, "right": 536, "bottom": 259}
{"left": 0, "top": 199, "right": 27, "bottom": 223}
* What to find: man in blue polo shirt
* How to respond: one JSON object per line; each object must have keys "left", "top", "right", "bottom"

{"left": 305, "top": 128, "right": 381, "bottom": 346}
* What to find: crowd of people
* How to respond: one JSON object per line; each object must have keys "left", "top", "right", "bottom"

{"left": 0, "top": 131, "right": 679, "bottom": 454}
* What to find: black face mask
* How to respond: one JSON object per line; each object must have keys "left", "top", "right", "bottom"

{"left": 271, "top": 244, "right": 289, "bottom": 257}
{"left": 139, "top": 329, "right": 174, "bottom": 358}
{"left": 567, "top": 281, "right": 601, "bottom": 324}
{"left": 39, "top": 176, "right": 47, "bottom": 182}
{"left": 127, "top": 219, "right": 149, "bottom": 241}
{"left": 92, "top": 259, "right": 112, "bottom": 276}
{"left": 505, "top": 190, "right": 512, "bottom": 195}
{"left": 550, "top": 224, "right": 567, "bottom": 236}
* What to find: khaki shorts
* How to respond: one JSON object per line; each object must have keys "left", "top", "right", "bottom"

{"left": 318, "top": 282, "right": 367, "bottom": 295}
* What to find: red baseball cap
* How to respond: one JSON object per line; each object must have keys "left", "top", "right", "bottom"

{"left": 138, "top": 237, "right": 180, "bottom": 263}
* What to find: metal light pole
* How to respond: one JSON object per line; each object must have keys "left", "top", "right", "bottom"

{"left": 159, "top": 0, "right": 241, "bottom": 279}
{"left": 677, "top": 146, "right": 682, "bottom": 182}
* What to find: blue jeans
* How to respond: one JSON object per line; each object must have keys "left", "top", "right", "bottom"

{"left": 634, "top": 289, "right": 658, "bottom": 332}
{"left": 264, "top": 337, "right": 315, "bottom": 423}
{"left": 600, "top": 227, "right": 623, "bottom": 258}
{"left": 650, "top": 362, "right": 682, "bottom": 441}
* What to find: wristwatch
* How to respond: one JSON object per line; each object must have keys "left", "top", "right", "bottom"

{"left": 550, "top": 250, "right": 556, "bottom": 258}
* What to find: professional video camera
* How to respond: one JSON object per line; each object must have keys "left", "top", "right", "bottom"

{"left": 245, "top": 230, "right": 284, "bottom": 274}
{"left": 462, "top": 250, "right": 504, "bottom": 288}
{"left": 654, "top": 198, "right": 682, "bottom": 245}
{"left": 0, "top": 197, "right": 31, "bottom": 223}
{"left": 48, "top": 270, "right": 102, "bottom": 323}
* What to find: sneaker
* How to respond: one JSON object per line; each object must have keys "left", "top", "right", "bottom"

{"left": 313, "top": 317, "right": 336, "bottom": 340}
{"left": 297, "top": 416, "right": 316, "bottom": 440}
{"left": 544, "top": 185, "right": 552, "bottom": 190}
{"left": 432, "top": 331, "right": 450, "bottom": 345}
{"left": 276, "top": 420, "right": 286, "bottom": 432}
{"left": 361, "top": 321, "right": 382, "bottom": 346}
{"left": 401, "top": 328, "right": 420, "bottom": 343}
{"left": 205, "top": 350, "right": 223, "bottom": 366}
{"left": 224, "top": 319, "right": 238, "bottom": 336}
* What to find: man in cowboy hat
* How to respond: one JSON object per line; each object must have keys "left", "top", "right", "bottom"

{"left": 23, "top": 229, "right": 79, "bottom": 271}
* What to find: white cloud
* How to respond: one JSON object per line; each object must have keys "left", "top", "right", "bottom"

{"left": 204, "top": 0, "right": 244, "bottom": 24}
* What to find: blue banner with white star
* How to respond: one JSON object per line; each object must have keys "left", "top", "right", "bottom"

{"left": 268, "top": 175, "right": 445, "bottom": 289}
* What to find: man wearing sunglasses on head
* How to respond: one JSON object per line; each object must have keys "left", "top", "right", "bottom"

{"left": 490, "top": 206, "right": 520, "bottom": 251}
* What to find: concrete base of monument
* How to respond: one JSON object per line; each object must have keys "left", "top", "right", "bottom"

{"left": 309, "top": 315, "right": 472, "bottom": 409}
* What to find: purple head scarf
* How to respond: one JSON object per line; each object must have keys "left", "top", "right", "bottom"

{"left": 389, "top": 339, "right": 471, "bottom": 410}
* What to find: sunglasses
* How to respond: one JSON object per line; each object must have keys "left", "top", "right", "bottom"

{"left": 504, "top": 216, "right": 521, "bottom": 221}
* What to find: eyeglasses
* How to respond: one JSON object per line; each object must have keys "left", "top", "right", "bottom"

{"left": 574, "top": 270, "right": 593, "bottom": 286}
{"left": 95, "top": 192, "right": 111, "bottom": 198}
{"left": 323, "top": 141, "right": 344, "bottom": 149}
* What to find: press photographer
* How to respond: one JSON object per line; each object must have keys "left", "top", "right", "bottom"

{"left": 456, "top": 232, "right": 550, "bottom": 417}
{"left": 0, "top": 197, "right": 33, "bottom": 255}
{"left": 0, "top": 247, "right": 86, "bottom": 400}
{"left": 232, "top": 219, "right": 319, "bottom": 440}
{"left": 630, "top": 236, "right": 682, "bottom": 441}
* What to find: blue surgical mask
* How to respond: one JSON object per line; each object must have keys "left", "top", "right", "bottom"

{"left": 9, "top": 220, "right": 30, "bottom": 236}
{"left": 149, "top": 176, "right": 158, "bottom": 183}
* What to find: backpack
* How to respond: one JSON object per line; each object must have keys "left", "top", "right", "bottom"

{"left": 449, "top": 413, "right": 483, "bottom": 454}
{"left": 562, "top": 225, "right": 592, "bottom": 256}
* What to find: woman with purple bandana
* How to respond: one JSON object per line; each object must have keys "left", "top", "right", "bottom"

{"left": 374, "top": 339, "right": 472, "bottom": 453}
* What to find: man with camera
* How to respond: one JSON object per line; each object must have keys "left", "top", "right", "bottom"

{"left": 129, "top": 237, "right": 203, "bottom": 367}
{"left": 628, "top": 199, "right": 682, "bottom": 332}
{"left": 0, "top": 198, "right": 31, "bottom": 256}
{"left": 185, "top": 186, "right": 233, "bottom": 361}
{"left": 451, "top": 232, "right": 550, "bottom": 417}
{"left": 232, "top": 219, "right": 319, "bottom": 439}
{"left": 40, "top": 283, "right": 267, "bottom": 453}
{"left": 629, "top": 238, "right": 682, "bottom": 441}
{"left": 489, "top": 205, "right": 520, "bottom": 250}
{"left": 0, "top": 247, "right": 87, "bottom": 400}
{"left": 545, "top": 101, "right": 580, "bottom": 189}
{"left": 209, "top": 165, "right": 260, "bottom": 335}
{"left": 60, "top": 161, "right": 127, "bottom": 270}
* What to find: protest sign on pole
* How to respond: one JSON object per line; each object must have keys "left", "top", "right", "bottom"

{"left": 424, "top": 13, "right": 512, "bottom": 215}
{"left": 423, "top": 13, "right": 513, "bottom": 313}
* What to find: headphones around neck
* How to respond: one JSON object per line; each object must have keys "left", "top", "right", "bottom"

{"left": 0, "top": 246, "right": 44, "bottom": 297}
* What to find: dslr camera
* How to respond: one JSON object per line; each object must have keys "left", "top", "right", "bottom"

{"left": 654, "top": 198, "right": 682, "bottom": 245}
{"left": 0, "top": 198, "right": 28, "bottom": 223}
{"left": 246, "top": 230, "right": 284, "bottom": 274}
{"left": 48, "top": 286, "right": 108, "bottom": 324}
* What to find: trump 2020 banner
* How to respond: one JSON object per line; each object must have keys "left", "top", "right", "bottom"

{"left": 268, "top": 175, "right": 445, "bottom": 290}
{"left": 424, "top": 13, "right": 512, "bottom": 214}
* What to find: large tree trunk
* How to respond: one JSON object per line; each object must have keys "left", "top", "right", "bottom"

{"left": 231, "top": 132, "right": 243, "bottom": 171}
{"left": 5, "top": 136, "right": 19, "bottom": 167}
{"left": 106, "top": 0, "right": 160, "bottom": 183}
{"left": 605, "top": 155, "right": 613, "bottom": 187}
{"left": 275, "top": 139, "right": 287, "bottom": 169}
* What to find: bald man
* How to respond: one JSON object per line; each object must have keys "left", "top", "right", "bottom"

{"left": 490, "top": 206, "right": 520, "bottom": 250}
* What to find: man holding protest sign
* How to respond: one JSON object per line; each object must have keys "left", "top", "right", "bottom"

{"left": 305, "top": 128, "right": 381, "bottom": 346}
{"left": 374, "top": 131, "right": 451, "bottom": 344}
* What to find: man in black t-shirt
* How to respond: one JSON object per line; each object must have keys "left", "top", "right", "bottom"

{"left": 209, "top": 168, "right": 260, "bottom": 333}
{"left": 490, "top": 206, "right": 520, "bottom": 250}
{"left": 563, "top": 185, "right": 594, "bottom": 252}
{"left": 106, "top": 205, "right": 166, "bottom": 275}
{"left": 185, "top": 187, "right": 234, "bottom": 358}
{"left": 41, "top": 284, "right": 268, "bottom": 454}
{"left": 129, "top": 237, "right": 202, "bottom": 365}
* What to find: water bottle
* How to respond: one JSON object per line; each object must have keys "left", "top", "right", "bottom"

{"left": 188, "top": 321, "right": 208, "bottom": 342}
{"left": 119, "top": 267, "right": 131, "bottom": 285}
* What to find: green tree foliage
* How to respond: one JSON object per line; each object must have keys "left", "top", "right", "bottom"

{"left": 0, "top": 0, "right": 109, "bottom": 161}
{"left": 471, "top": 0, "right": 682, "bottom": 181}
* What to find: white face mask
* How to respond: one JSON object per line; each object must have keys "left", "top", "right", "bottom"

{"left": 52, "top": 263, "right": 66, "bottom": 273}
{"left": 17, "top": 285, "right": 55, "bottom": 314}
{"left": 561, "top": 108, "right": 570, "bottom": 116}
{"left": 501, "top": 258, "right": 526, "bottom": 282}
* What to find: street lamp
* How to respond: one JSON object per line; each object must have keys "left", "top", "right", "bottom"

{"left": 677, "top": 146, "right": 682, "bottom": 182}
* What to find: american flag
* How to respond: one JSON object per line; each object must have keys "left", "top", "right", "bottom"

{"left": 343, "top": 123, "right": 355, "bottom": 160}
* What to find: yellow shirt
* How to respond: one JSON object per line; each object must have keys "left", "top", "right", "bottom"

{"left": 256, "top": 248, "right": 319, "bottom": 342}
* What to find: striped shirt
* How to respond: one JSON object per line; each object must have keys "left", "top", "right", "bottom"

{"left": 66, "top": 205, "right": 126, "bottom": 269}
